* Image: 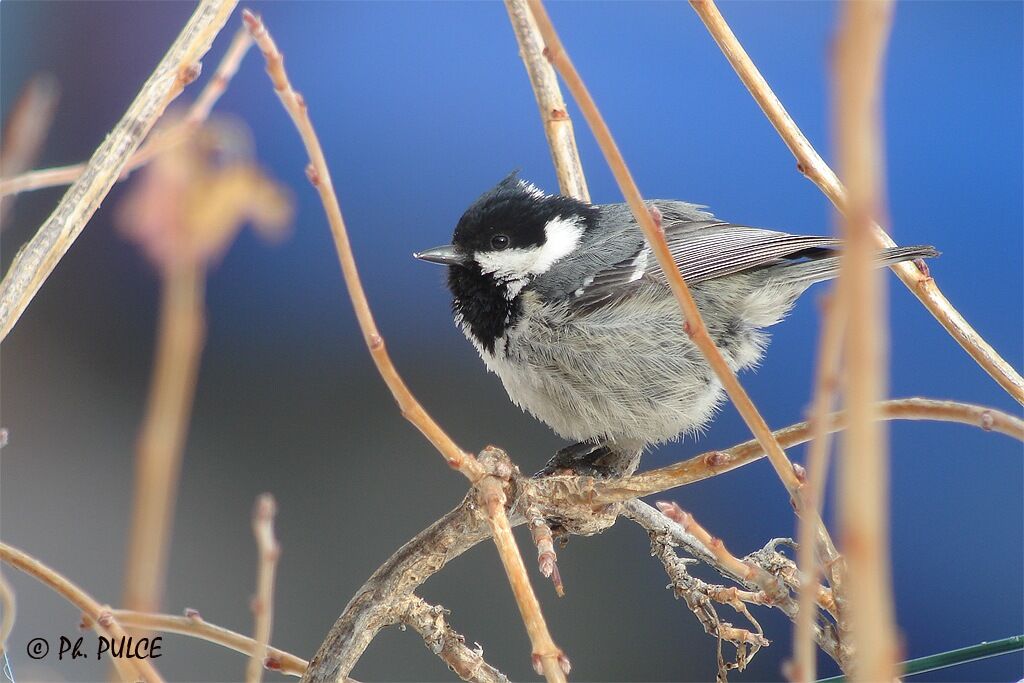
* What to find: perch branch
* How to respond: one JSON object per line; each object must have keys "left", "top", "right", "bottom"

{"left": 0, "top": 27, "right": 253, "bottom": 199}
{"left": 308, "top": 394, "right": 1016, "bottom": 682}
{"left": 794, "top": 288, "right": 848, "bottom": 682}
{"left": 503, "top": 0, "right": 589, "bottom": 201}
{"left": 248, "top": 494, "right": 281, "bottom": 683}
{"left": 0, "top": 541, "right": 163, "bottom": 683}
{"left": 834, "top": 3, "right": 899, "bottom": 680}
{"left": 586, "top": 398, "right": 1023, "bottom": 504}
{"left": 0, "top": 0, "right": 237, "bottom": 342}
{"left": 525, "top": 0, "right": 840, "bottom": 583}
{"left": 0, "top": 74, "right": 59, "bottom": 227}
{"left": 242, "top": 12, "right": 565, "bottom": 681}
{"left": 399, "top": 595, "right": 509, "bottom": 683}
{"left": 688, "top": 0, "right": 1024, "bottom": 405}
{"left": 112, "top": 609, "right": 309, "bottom": 678}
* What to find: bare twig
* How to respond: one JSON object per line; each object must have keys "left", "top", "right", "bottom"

{"left": 793, "top": 289, "right": 848, "bottom": 682}
{"left": 113, "top": 609, "right": 309, "bottom": 678}
{"left": 834, "top": 3, "right": 899, "bottom": 680}
{"left": 241, "top": 13, "right": 565, "bottom": 680}
{"left": 586, "top": 398, "right": 1023, "bottom": 504}
{"left": 0, "top": 570, "right": 14, "bottom": 656}
{"left": 122, "top": 264, "right": 205, "bottom": 617}
{"left": 400, "top": 596, "right": 509, "bottom": 683}
{"left": 241, "top": 9, "right": 475, "bottom": 479}
{"left": 503, "top": 0, "right": 589, "bottom": 201}
{"left": 526, "top": 507, "right": 564, "bottom": 596}
{"left": 477, "top": 450, "right": 569, "bottom": 681}
{"left": 0, "top": 0, "right": 238, "bottom": 342}
{"left": 656, "top": 502, "right": 787, "bottom": 605}
{"left": 0, "top": 541, "right": 164, "bottom": 683}
{"left": 688, "top": 0, "right": 1024, "bottom": 405}
{"left": 0, "top": 74, "right": 60, "bottom": 227}
{"left": 0, "top": 27, "right": 253, "bottom": 199}
{"left": 525, "top": 0, "right": 839, "bottom": 581}
{"left": 248, "top": 495, "right": 281, "bottom": 683}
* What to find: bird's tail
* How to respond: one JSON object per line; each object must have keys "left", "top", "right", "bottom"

{"left": 766, "top": 244, "right": 939, "bottom": 286}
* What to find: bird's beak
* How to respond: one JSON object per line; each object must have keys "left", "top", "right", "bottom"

{"left": 413, "top": 244, "right": 469, "bottom": 266}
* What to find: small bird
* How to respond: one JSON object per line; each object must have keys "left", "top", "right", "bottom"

{"left": 415, "top": 173, "right": 937, "bottom": 476}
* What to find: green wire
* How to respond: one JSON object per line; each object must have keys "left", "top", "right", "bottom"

{"left": 816, "top": 634, "right": 1024, "bottom": 682}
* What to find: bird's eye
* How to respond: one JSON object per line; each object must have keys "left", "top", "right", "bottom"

{"left": 490, "top": 234, "right": 510, "bottom": 250}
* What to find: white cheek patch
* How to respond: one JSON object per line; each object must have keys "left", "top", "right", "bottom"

{"left": 474, "top": 216, "right": 585, "bottom": 283}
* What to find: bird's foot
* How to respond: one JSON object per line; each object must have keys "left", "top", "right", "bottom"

{"left": 534, "top": 441, "right": 618, "bottom": 478}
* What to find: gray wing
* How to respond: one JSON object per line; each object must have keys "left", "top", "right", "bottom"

{"left": 572, "top": 203, "right": 839, "bottom": 309}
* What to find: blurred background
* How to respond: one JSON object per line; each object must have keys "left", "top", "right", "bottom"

{"left": 1, "top": 1, "right": 1021, "bottom": 681}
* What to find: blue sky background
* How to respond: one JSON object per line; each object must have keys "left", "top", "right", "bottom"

{"left": 2, "top": 2, "right": 1021, "bottom": 681}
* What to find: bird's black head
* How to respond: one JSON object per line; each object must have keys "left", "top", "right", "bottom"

{"left": 414, "top": 173, "right": 598, "bottom": 353}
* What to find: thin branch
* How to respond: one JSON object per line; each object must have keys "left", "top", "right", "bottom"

{"left": 477, "top": 450, "right": 569, "bottom": 681}
{"left": 0, "top": 570, "right": 13, "bottom": 656}
{"left": 586, "top": 398, "right": 1024, "bottom": 504}
{"left": 113, "top": 609, "right": 309, "bottom": 678}
{"left": 656, "top": 502, "right": 787, "bottom": 605}
{"left": 0, "top": 541, "right": 164, "bottom": 683}
{"left": 834, "top": 3, "right": 899, "bottom": 680}
{"left": 248, "top": 494, "right": 281, "bottom": 683}
{"left": 122, "top": 264, "right": 205, "bottom": 617}
{"left": 0, "top": 27, "right": 253, "bottom": 199}
{"left": 399, "top": 596, "right": 509, "bottom": 683}
{"left": 240, "top": 9, "right": 477, "bottom": 479}
{"left": 0, "top": 74, "right": 60, "bottom": 227}
{"left": 502, "top": 0, "right": 589, "bottom": 201}
{"left": 525, "top": 0, "right": 839, "bottom": 583}
{"left": 240, "top": 14, "right": 565, "bottom": 680}
{"left": 794, "top": 288, "right": 849, "bottom": 682}
{"left": 688, "top": 0, "right": 1024, "bottom": 405}
{"left": 0, "top": 0, "right": 238, "bottom": 342}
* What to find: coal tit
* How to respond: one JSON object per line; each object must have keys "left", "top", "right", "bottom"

{"left": 415, "top": 173, "right": 937, "bottom": 476}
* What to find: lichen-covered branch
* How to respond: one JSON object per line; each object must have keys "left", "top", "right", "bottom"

{"left": 400, "top": 596, "right": 509, "bottom": 683}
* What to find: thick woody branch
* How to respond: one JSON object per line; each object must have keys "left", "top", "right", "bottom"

{"left": 0, "top": 541, "right": 164, "bottom": 683}
{"left": 0, "top": 0, "right": 238, "bottom": 342}
{"left": 399, "top": 596, "right": 509, "bottom": 683}
{"left": 503, "top": 0, "right": 589, "bottom": 202}
{"left": 301, "top": 396, "right": 1013, "bottom": 681}
{"left": 688, "top": 0, "right": 1024, "bottom": 405}
{"left": 242, "top": 13, "right": 564, "bottom": 681}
